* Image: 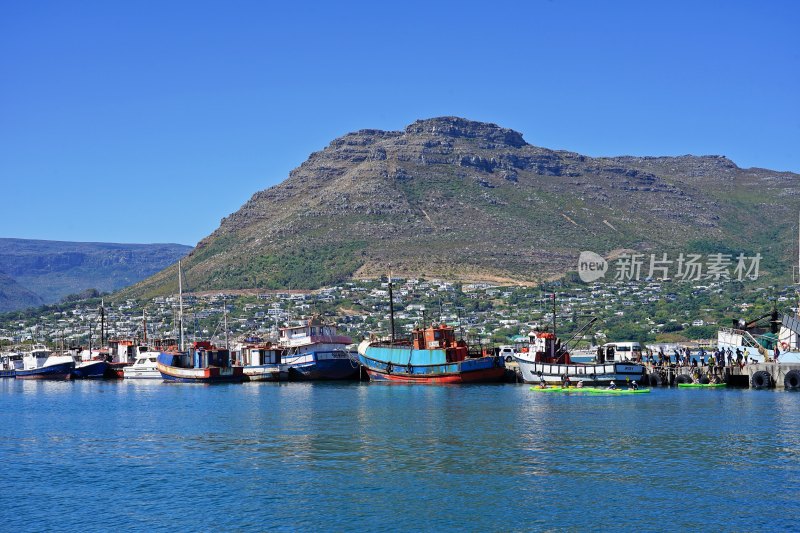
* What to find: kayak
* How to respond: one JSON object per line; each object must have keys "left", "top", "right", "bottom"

{"left": 585, "top": 387, "right": 650, "bottom": 394}
{"left": 677, "top": 382, "right": 726, "bottom": 388}
{"left": 529, "top": 386, "right": 650, "bottom": 394}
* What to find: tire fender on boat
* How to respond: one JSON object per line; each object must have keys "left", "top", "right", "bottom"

{"left": 676, "top": 374, "right": 692, "bottom": 385}
{"left": 648, "top": 372, "right": 663, "bottom": 387}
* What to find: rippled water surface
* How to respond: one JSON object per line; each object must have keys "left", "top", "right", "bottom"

{"left": 1, "top": 380, "right": 799, "bottom": 531}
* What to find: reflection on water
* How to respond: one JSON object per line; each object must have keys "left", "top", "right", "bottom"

{"left": 1, "top": 381, "right": 799, "bottom": 531}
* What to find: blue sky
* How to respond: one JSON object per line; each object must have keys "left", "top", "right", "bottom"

{"left": 1, "top": 0, "right": 798, "bottom": 245}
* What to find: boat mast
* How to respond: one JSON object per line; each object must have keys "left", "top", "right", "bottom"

{"left": 224, "top": 306, "right": 230, "bottom": 350}
{"left": 142, "top": 310, "right": 148, "bottom": 345}
{"left": 388, "top": 274, "right": 396, "bottom": 343}
{"left": 179, "top": 260, "right": 184, "bottom": 352}
{"left": 99, "top": 300, "right": 105, "bottom": 347}
{"left": 552, "top": 293, "right": 557, "bottom": 359}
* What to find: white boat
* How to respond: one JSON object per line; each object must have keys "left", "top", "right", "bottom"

{"left": 515, "top": 331, "right": 646, "bottom": 386}
{"left": 240, "top": 344, "right": 289, "bottom": 382}
{"left": 16, "top": 345, "right": 75, "bottom": 380}
{"left": 122, "top": 351, "right": 163, "bottom": 379}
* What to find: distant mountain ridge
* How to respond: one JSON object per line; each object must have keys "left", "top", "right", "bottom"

{"left": 0, "top": 238, "right": 191, "bottom": 311}
{"left": 123, "top": 116, "right": 800, "bottom": 298}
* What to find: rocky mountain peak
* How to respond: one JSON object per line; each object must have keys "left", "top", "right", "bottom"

{"left": 404, "top": 116, "right": 527, "bottom": 148}
{"left": 125, "top": 116, "right": 800, "bottom": 298}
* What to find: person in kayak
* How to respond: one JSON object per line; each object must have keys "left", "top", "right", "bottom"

{"left": 608, "top": 381, "right": 617, "bottom": 390}
{"left": 576, "top": 380, "right": 584, "bottom": 388}
{"left": 630, "top": 380, "right": 638, "bottom": 390}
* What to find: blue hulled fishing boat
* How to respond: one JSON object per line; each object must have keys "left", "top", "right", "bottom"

{"left": 71, "top": 350, "right": 110, "bottom": 379}
{"left": 16, "top": 345, "right": 75, "bottom": 380}
{"left": 357, "top": 323, "right": 506, "bottom": 383}
{"left": 279, "top": 318, "right": 359, "bottom": 380}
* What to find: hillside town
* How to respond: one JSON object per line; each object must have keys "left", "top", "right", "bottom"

{"left": 1, "top": 276, "right": 794, "bottom": 352}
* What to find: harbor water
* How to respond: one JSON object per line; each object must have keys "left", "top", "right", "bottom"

{"left": 1, "top": 380, "right": 799, "bottom": 531}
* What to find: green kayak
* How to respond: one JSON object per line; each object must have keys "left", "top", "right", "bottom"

{"left": 677, "top": 382, "right": 726, "bottom": 388}
{"left": 529, "top": 386, "right": 650, "bottom": 394}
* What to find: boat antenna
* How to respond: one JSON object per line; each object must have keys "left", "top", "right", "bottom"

{"left": 178, "top": 260, "right": 184, "bottom": 352}
{"left": 388, "top": 272, "right": 396, "bottom": 343}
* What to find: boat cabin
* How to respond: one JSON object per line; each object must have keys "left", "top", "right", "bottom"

{"left": 1, "top": 351, "right": 23, "bottom": 371}
{"left": 411, "top": 323, "right": 468, "bottom": 362}
{"left": 279, "top": 317, "right": 351, "bottom": 348}
{"left": 239, "top": 344, "right": 283, "bottom": 366}
{"left": 158, "top": 341, "right": 232, "bottom": 369}
{"left": 601, "top": 341, "right": 642, "bottom": 362}
{"left": 413, "top": 323, "right": 457, "bottom": 349}
{"left": 528, "top": 331, "right": 571, "bottom": 364}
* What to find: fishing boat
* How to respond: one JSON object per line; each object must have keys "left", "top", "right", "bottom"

{"left": 157, "top": 341, "right": 244, "bottom": 383}
{"left": 1, "top": 351, "right": 23, "bottom": 378}
{"left": 515, "top": 331, "right": 646, "bottom": 386}
{"left": 108, "top": 339, "right": 140, "bottom": 378}
{"left": 239, "top": 343, "right": 288, "bottom": 382}
{"left": 357, "top": 322, "right": 506, "bottom": 383}
{"left": 15, "top": 345, "right": 75, "bottom": 380}
{"left": 71, "top": 349, "right": 110, "bottom": 379}
{"left": 122, "top": 350, "right": 162, "bottom": 379}
{"left": 279, "top": 317, "right": 359, "bottom": 380}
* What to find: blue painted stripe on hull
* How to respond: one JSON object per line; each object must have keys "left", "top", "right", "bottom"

{"left": 0, "top": 370, "right": 15, "bottom": 378}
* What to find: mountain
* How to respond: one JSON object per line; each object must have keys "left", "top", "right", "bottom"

{"left": 0, "top": 272, "right": 43, "bottom": 313}
{"left": 0, "top": 239, "right": 192, "bottom": 310}
{"left": 125, "top": 116, "right": 800, "bottom": 298}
